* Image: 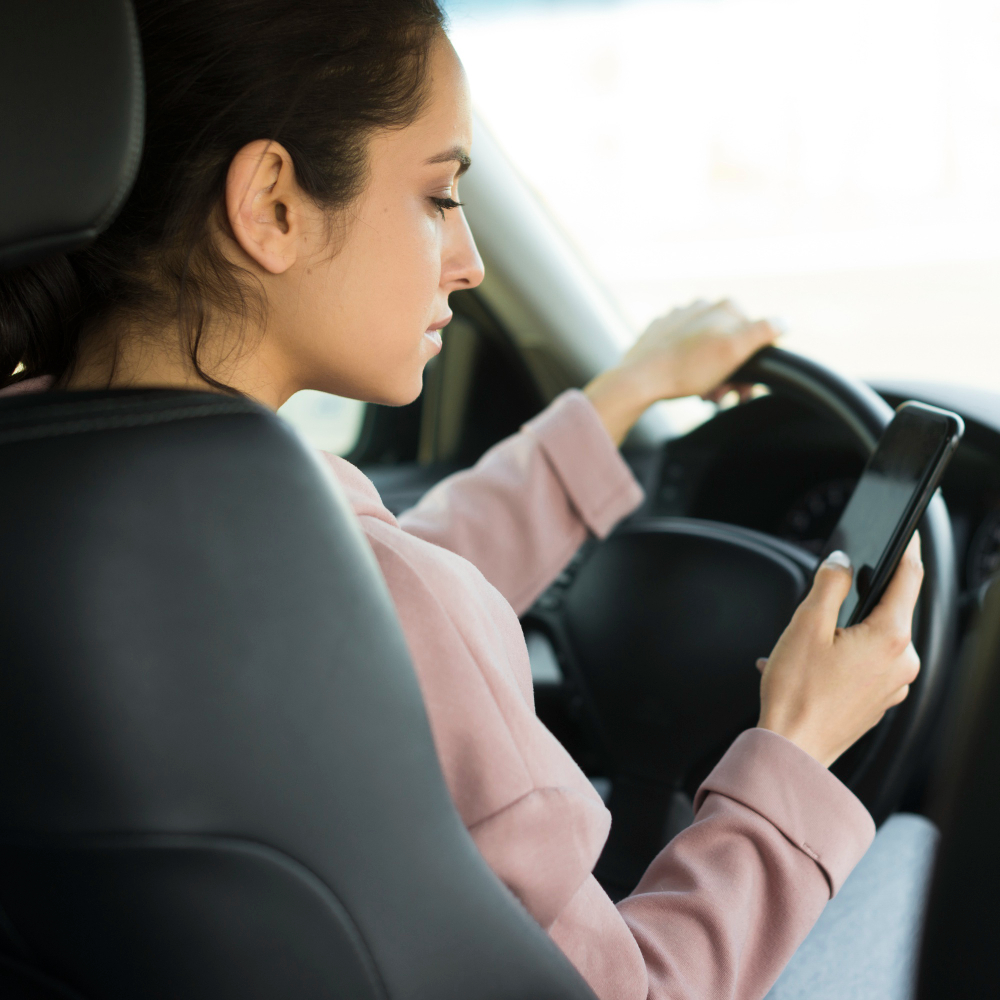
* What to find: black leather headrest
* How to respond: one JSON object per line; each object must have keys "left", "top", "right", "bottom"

{"left": 0, "top": 0, "right": 143, "bottom": 271}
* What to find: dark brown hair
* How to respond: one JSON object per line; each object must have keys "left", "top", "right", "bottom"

{"left": 0, "top": 0, "right": 445, "bottom": 389}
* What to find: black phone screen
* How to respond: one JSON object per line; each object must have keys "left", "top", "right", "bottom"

{"left": 825, "top": 404, "right": 961, "bottom": 627}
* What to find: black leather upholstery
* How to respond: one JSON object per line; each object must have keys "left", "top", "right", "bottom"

{"left": 0, "top": 390, "right": 598, "bottom": 999}
{"left": 0, "top": 2, "right": 596, "bottom": 994}
{"left": 916, "top": 580, "right": 1000, "bottom": 999}
{"left": 0, "top": 0, "right": 143, "bottom": 270}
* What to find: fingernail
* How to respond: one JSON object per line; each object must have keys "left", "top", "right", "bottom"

{"left": 823, "top": 550, "right": 852, "bottom": 570}
{"left": 768, "top": 317, "right": 789, "bottom": 336}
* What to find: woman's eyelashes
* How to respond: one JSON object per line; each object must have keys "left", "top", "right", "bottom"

{"left": 429, "top": 196, "right": 464, "bottom": 218}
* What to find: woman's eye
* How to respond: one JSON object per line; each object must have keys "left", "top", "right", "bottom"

{"left": 430, "top": 196, "right": 464, "bottom": 219}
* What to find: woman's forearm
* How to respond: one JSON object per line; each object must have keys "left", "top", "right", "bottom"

{"left": 397, "top": 390, "right": 644, "bottom": 614}
{"left": 583, "top": 367, "right": 658, "bottom": 447}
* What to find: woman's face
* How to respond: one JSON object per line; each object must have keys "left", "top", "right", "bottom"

{"left": 251, "top": 33, "right": 485, "bottom": 408}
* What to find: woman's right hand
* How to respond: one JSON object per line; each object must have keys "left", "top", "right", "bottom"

{"left": 756, "top": 536, "right": 924, "bottom": 768}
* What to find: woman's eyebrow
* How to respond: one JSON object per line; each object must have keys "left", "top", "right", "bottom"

{"left": 425, "top": 145, "right": 471, "bottom": 176}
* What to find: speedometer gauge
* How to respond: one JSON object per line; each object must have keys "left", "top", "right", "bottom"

{"left": 781, "top": 478, "right": 857, "bottom": 554}
{"left": 967, "top": 507, "right": 1000, "bottom": 589}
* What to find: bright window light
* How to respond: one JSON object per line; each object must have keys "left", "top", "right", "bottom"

{"left": 450, "top": 0, "right": 1000, "bottom": 390}
{"left": 278, "top": 390, "right": 365, "bottom": 456}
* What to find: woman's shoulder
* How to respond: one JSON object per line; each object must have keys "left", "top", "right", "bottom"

{"left": 0, "top": 374, "right": 55, "bottom": 397}
{"left": 319, "top": 452, "right": 496, "bottom": 600}
{"left": 319, "top": 451, "right": 399, "bottom": 528}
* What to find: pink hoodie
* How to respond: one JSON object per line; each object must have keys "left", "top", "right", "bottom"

{"left": 4, "top": 378, "right": 875, "bottom": 1000}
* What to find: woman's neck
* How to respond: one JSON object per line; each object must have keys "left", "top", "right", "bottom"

{"left": 60, "top": 316, "right": 292, "bottom": 410}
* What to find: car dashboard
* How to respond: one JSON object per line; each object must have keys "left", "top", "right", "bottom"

{"left": 639, "top": 381, "right": 1000, "bottom": 604}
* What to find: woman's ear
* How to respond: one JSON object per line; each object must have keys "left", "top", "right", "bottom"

{"left": 225, "top": 140, "right": 304, "bottom": 274}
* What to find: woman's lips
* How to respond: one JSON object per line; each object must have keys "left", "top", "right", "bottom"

{"left": 424, "top": 313, "right": 452, "bottom": 352}
{"left": 427, "top": 313, "right": 453, "bottom": 332}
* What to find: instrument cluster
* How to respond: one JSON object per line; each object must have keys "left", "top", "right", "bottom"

{"left": 967, "top": 506, "right": 1000, "bottom": 591}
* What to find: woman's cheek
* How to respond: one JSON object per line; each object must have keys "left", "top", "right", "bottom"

{"left": 405, "top": 228, "right": 444, "bottom": 322}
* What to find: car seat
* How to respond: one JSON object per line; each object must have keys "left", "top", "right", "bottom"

{"left": 916, "top": 578, "right": 1000, "bottom": 999}
{"left": 0, "top": 3, "right": 597, "bottom": 997}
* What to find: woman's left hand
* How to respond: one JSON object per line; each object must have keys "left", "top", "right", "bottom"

{"left": 584, "top": 299, "right": 783, "bottom": 445}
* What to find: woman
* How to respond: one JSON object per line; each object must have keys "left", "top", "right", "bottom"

{"left": 0, "top": 2, "right": 930, "bottom": 998}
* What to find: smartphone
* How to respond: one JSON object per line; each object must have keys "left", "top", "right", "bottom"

{"left": 822, "top": 401, "right": 964, "bottom": 627}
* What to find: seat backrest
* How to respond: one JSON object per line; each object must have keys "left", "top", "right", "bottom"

{"left": 0, "top": 389, "right": 597, "bottom": 1000}
{"left": 1, "top": 4, "right": 138, "bottom": 991}
{"left": 916, "top": 580, "right": 1000, "bottom": 999}
{"left": 0, "top": 2, "right": 597, "bottom": 996}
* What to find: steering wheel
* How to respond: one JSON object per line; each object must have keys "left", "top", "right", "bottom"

{"left": 528, "top": 347, "right": 958, "bottom": 897}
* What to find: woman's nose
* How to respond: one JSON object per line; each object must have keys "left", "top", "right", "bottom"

{"left": 442, "top": 209, "right": 485, "bottom": 291}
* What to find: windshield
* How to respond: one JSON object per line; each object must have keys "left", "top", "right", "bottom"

{"left": 449, "top": 0, "right": 1000, "bottom": 390}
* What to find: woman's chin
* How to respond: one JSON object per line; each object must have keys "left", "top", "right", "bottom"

{"left": 351, "top": 355, "right": 432, "bottom": 408}
{"left": 370, "top": 373, "right": 426, "bottom": 408}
